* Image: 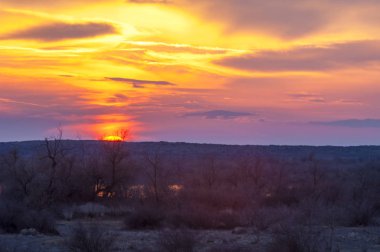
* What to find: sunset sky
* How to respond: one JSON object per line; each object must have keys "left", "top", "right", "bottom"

{"left": 1, "top": 0, "right": 380, "bottom": 145}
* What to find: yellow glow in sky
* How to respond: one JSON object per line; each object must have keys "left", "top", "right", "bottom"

{"left": 1, "top": 0, "right": 380, "bottom": 145}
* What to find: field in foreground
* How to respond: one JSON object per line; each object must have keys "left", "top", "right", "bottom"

{"left": 0, "top": 219, "right": 380, "bottom": 252}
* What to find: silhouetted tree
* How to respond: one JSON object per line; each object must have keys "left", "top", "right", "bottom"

{"left": 98, "top": 129, "right": 131, "bottom": 198}
{"left": 143, "top": 144, "right": 170, "bottom": 204}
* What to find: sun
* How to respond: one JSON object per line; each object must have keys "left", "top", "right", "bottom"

{"left": 102, "top": 135, "right": 123, "bottom": 142}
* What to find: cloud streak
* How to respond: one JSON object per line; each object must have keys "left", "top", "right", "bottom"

{"left": 184, "top": 110, "right": 253, "bottom": 119}
{"left": 127, "top": 0, "right": 172, "bottom": 3}
{"left": 106, "top": 77, "right": 175, "bottom": 88}
{"left": 3, "top": 22, "right": 118, "bottom": 41}
{"left": 287, "top": 92, "right": 326, "bottom": 103}
{"left": 216, "top": 40, "right": 380, "bottom": 72}
{"left": 311, "top": 119, "right": 380, "bottom": 128}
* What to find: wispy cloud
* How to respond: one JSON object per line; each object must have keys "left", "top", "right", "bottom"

{"left": 184, "top": 110, "right": 253, "bottom": 119}
{"left": 0, "top": 97, "right": 47, "bottom": 107}
{"left": 120, "top": 41, "right": 240, "bottom": 55}
{"left": 216, "top": 40, "right": 380, "bottom": 72}
{"left": 311, "top": 119, "right": 380, "bottom": 128}
{"left": 106, "top": 77, "right": 175, "bottom": 88}
{"left": 287, "top": 92, "right": 326, "bottom": 103}
{"left": 2, "top": 21, "right": 118, "bottom": 41}
{"left": 127, "top": 0, "right": 172, "bottom": 3}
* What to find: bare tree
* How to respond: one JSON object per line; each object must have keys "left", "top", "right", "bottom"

{"left": 143, "top": 144, "right": 169, "bottom": 204}
{"left": 0, "top": 149, "right": 36, "bottom": 199}
{"left": 307, "top": 153, "right": 324, "bottom": 189}
{"left": 43, "top": 127, "right": 66, "bottom": 169}
{"left": 235, "top": 154, "right": 265, "bottom": 189}
{"left": 200, "top": 154, "right": 219, "bottom": 189}
{"left": 40, "top": 127, "right": 68, "bottom": 206}
{"left": 98, "top": 129, "right": 131, "bottom": 198}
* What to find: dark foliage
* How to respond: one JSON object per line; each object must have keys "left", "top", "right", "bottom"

{"left": 157, "top": 229, "right": 198, "bottom": 252}
{"left": 66, "top": 223, "right": 115, "bottom": 252}
{"left": 0, "top": 200, "right": 57, "bottom": 234}
{"left": 125, "top": 206, "right": 165, "bottom": 230}
{"left": 266, "top": 223, "right": 330, "bottom": 252}
{"left": 0, "top": 140, "right": 379, "bottom": 235}
{"left": 206, "top": 245, "right": 252, "bottom": 252}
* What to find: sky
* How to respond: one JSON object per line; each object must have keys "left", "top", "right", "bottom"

{"left": 1, "top": 0, "right": 380, "bottom": 145}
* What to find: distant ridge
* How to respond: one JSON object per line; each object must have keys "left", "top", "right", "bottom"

{"left": 1, "top": 140, "right": 380, "bottom": 161}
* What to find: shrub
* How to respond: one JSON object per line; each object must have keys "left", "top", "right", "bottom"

{"left": 247, "top": 206, "right": 292, "bottom": 231}
{"left": 164, "top": 205, "right": 243, "bottom": 230}
{"left": 206, "top": 245, "right": 252, "bottom": 252}
{"left": 266, "top": 224, "right": 329, "bottom": 252}
{"left": 66, "top": 223, "right": 115, "bottom": 252}
{"left": 181, "top": 188, "right": 248, "bottom": 211}
{"left": 347, "top": 199, "right": 377, "bottom": 226}
{"left": 172, "top": 206, "right": 242, "bottom": 230}
{"left": 73, "top": 203, "right": 108, "bottom": 218}
{"left": 62, "top": 206, "right": 75, "bottom": 221}
{"left": 171, "top": 207, "right": 213, "bottom": 229}
{"left": 0, "top": 200, "right": 57, "bottom": 234}
{"left": 124, "top": 206, "right": 164, "bottom": 230}
{"left": 158, "top": 229, "right": 198, "bottom": 252}
{"left": 21, "top": 209, "right": 57, "bottom": 234}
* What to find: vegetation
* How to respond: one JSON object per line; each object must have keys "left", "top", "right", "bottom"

{"left": 157, "top": 229, "right": 198, "bottom": 252}
{"left": 66, "top": 223, "right": 115, "bottom": 252}
{"left": 0, "top": 136, "right": 379, "bottom": 250}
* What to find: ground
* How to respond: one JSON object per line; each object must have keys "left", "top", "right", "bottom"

{"left": 0, "top": 219, "right": 379, "bottom": 252}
